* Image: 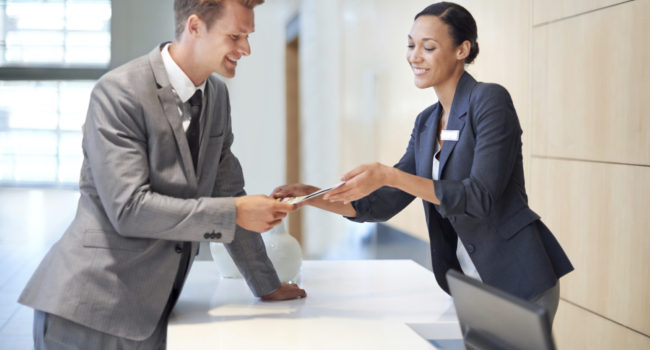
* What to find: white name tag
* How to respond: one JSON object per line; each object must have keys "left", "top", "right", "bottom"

{"left": 441, "top": 129, "right": 459, "bottom": 141}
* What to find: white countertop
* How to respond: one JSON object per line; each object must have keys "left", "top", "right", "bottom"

{"left": 168, "top": 260, "right": 461, "bottom": 349}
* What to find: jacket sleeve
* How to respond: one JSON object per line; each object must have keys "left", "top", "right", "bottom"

{"left": 433, "top": 84, "right": 521, "bottom": 219}
{"left": 348, "top": 111, "right": 429, "bottom": 222}
{"left": 84, "top": 75, "right": 237, "bottom": 243}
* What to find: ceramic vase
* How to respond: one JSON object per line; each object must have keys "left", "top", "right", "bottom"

{"left": 209, "top": 242, "right": 242, "bottom": 278}
{"left": 262, "top": 219, "right": 302, "bottom": 283}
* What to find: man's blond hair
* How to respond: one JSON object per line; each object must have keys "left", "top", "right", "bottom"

{"left": 174, "top": 0, "right": 265, "bottom": 39}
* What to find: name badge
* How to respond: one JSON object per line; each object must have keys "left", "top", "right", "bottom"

{"left": 441, "top": 129, "right": 459, "bottom": 141}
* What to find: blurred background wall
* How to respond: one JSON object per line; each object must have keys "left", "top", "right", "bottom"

{"left": 1, "top": 0, "right": 648, "bottom": 348}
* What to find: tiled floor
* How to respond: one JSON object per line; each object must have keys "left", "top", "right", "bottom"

{"left": 0, "top": 188, "right": 431, "bottom": 349}
{"left": 0, "top": 188, "right": 80, "bottom": 350}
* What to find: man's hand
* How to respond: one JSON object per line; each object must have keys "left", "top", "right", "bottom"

{"left": 261, "top": 282, "right": 307, "bottom": 301}
{"left": 234, "top": 195, "right": 295, "bottom": 233}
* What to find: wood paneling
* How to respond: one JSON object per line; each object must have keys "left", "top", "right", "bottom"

{"left": 530, "top": 157, "right": 650, "bottom": 335}
{"left": 286, "top": 38, "right": 302, "bottom": 243}
{"left": 463, "top": 0, "right": 532, "bottom": 180}
{"left": 554, "top": 299, "right": 650, "bottom": 349}
{"left": 532, "top": 0, "right": 650, "bottom": 166}
{"left": 533, "top": 0, "right": 628, "bottom": 25}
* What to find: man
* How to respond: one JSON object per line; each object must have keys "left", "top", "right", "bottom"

{"left": 19, "top": 0, "right": 305, "bottom": 348}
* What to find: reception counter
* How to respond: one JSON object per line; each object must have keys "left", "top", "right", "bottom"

{"left": 168, "top": 260, "right": 461, "bottom": 349}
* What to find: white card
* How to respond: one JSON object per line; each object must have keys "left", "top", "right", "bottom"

{"left": 441, "top": 129, "right": 459, "bottom": 141}
{"left": 281, "top": 182, "right": 346, "bottom": 205}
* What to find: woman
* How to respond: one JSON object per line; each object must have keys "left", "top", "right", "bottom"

{"left": 272, "top": 2, "right": 573, "bottom": 323}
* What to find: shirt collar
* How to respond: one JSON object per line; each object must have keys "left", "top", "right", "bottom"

{"left": 161, "top": 43, "right": 206, "bottom": 103}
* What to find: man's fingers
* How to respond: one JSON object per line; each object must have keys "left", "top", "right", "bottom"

{"left": 275, "top": 284, "right": 307, "bottom": 300}
{"left": 261, "top": 282, "right": 306, "bottom": 301}
{"left": 272, "top": 201, "right": 295, "bottom": 213}
{"left": 294, "top": 201, "right": 308, "bottom": 209}
{"left": 272, "top": 211, "right": 287, "bottom": 220}
{"left": 291, "top": 287, "right": 307, "bottom": 299}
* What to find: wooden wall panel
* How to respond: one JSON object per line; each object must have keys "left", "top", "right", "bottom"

{"left": 530, "top": 157, "right": 650, "bottom": 335}
{"left": 532, "top": 0, "right": 650, "bottom": 166}
{"left": 462, "top": 0, "right": 532, "bottom": 186}
{"left": 533, "top": 0, "right": 628, "bottom": 25}
{"left": 554, "top": 300, "right": 650, "bottom": 349}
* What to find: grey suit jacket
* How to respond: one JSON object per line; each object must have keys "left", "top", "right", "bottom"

{"left": 19, "top": 44, "right": 281, "bottom": 340}
{"left": 350, "top": 72, "right": 573, "bottom": 300}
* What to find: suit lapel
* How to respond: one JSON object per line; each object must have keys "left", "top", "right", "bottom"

{"left": 417, "top": 103, "right": 441, "bottom": 179}
{"left": 438, "top": 72, "right": 474, "bottom": 178}
{"left": 149, "top": 45, "right": 198, "bottom": 186}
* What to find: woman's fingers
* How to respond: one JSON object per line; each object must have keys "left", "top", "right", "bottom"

{"left": 340, "top": 165, "right": 366, "bottom": 182}
{"left": 325, "top": 185, "right": 359, "bottom": 203}
{"left": 272, "top": 184, "right": 306, "bottom": 198}
{"left": 323, "top": 183, "right": 347, "bottom": 199}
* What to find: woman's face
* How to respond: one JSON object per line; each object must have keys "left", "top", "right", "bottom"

{"left": 407, "top": 15, "right": 463, "bottom": 89}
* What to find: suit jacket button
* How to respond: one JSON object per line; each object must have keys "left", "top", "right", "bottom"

{"left": 467, "top": 244, "right": 475, "bottom": 254}
{"left": 215, "top": 232, "right": 222, "bottom": 239}
{"left": 175, "top": 244, "right": 183, "bottom": 253}
{"left": 203, "top": 233, "right": 210, "bottom": 239}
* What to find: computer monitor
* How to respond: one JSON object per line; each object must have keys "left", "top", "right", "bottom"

{"left": 446, "top": 269, "right": 556, "bottom": 350}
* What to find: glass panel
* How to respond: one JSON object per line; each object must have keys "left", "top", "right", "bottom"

{"left": 0, "top": 80, "right": 94, "bottom": 186}
{"left": 59, "top": 81, "right": 93, "bottom": 130}
{"left": 66, "top": 2, "right": 111, "bottom": 31}
{"left": 58, "top": 155, "right": 82, "bottom": 183}
{"left": 1, "top": 0, "right": 111, "bottom": 67}
{"left": 6, "top": 2, "right": 66, "bottom": 31}
{"left": 2, "top": 82, "right": 59, "bottom": 130}
{"left": 1, "top": 130, "right": 58, "bottom": 156}
{"left": 0, "top": 155, "right": 14, "bottom": 181}
{"left": 13, "top": 155, "right": 57, "bottom": 183}
{"left": 58, "top": 132, "right": 82, "bottom": 157}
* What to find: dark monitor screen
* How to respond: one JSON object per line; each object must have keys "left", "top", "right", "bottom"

{"left": 446, "top": 270, "right": 556, "bottom": 350}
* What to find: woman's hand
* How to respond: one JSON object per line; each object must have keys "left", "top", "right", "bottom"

{"left": 324, "top": 162, "right": 394, "bottom": 203}
{"left": 271, "top": 183, "right": 320, "bottom": 209}
{"left": 272, "top": 183, "right": 358, "bottom": 217}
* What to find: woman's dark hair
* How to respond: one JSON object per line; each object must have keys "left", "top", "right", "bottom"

{"left": 415, "top": 2, "right": 479, "bottom": 64}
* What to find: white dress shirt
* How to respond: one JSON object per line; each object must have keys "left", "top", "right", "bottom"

{"left": 160, "top": 43, "right": 206, "bottom": 131}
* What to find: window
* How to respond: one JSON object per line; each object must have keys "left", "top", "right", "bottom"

{"left": 1, "top": 0, "right": 111, "bottom": 67}
{"left": 0, "top": 0, "right": 111, "bottom": 187}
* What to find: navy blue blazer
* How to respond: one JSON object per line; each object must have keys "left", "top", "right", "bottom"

{"left": 350, "top": 72, "right": 573, "bottom": 299}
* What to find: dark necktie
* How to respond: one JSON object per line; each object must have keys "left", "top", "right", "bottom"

{"left": 186, "top": 90, "right": 202, "bottom": 171}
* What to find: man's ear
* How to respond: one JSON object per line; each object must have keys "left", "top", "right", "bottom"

{"left": 457, "top": 40, "right": 471, "bottom": 61}
{"left": 186, "top": 14, "right": 203, "bottom": 38}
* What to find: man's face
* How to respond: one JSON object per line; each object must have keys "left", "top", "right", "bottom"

{"left": 197, "top": 0, "right": 255, "bottom": 78}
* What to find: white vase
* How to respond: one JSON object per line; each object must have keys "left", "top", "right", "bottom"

{"left": 262, "top": 220, "right": 302, "bottom": 283}
{"left": 208, "top": 242, "right": 242, "bottom": 278}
